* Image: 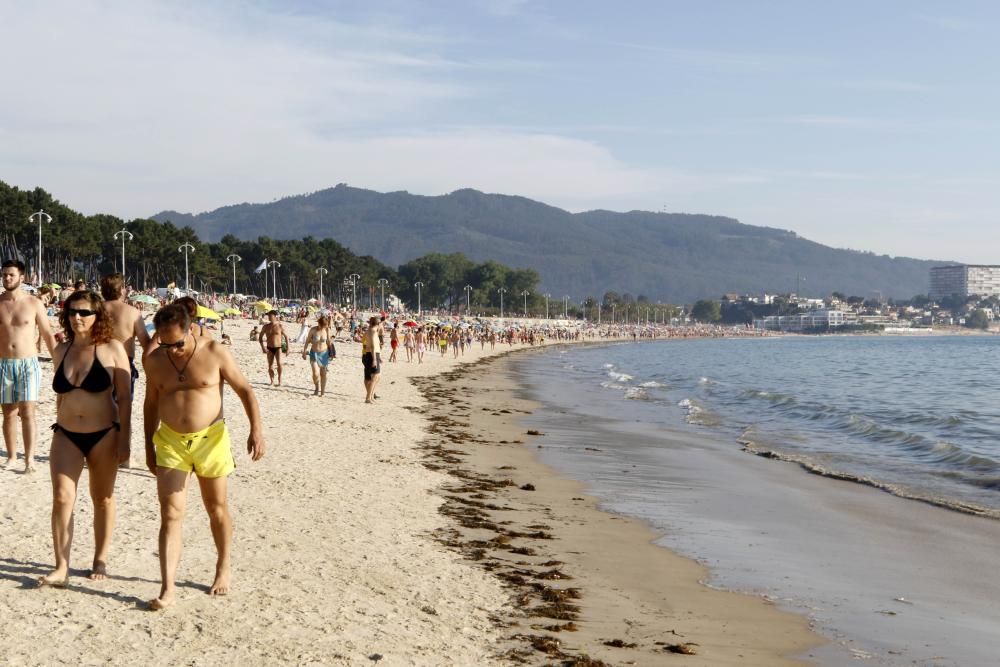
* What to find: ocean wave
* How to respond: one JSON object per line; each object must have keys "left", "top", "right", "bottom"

{"left": 624, "top": 387, "right": 650, "bottom": 401}
{"left": 739, "top": 439, "right": 1000, "bottom": 520}
{"left": 607, "top": 371, "right": 634, "bottom": 383}
{"left": 639, "top": 380, "right": 668, "bottom": 388}
{"left": 602, "top": 363, "right": 614, "bottom": 369}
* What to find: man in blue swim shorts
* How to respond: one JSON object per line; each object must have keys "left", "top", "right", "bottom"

{"left": 0, "top": 260, "right": 57, "bottom": 472}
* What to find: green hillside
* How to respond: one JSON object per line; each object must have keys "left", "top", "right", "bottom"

{"left": 153, "top": 185, "right": 943, "bottom": 303}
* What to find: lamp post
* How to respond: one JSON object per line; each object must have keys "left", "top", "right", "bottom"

{"left": 268, "top": 260, "right": 281, "bottom": 302}
{"left": 544, "top": 293, "right": 551, "bottom": 320}
{"left": 113, "top": 227, "right": 133, "bottom": 277}
{"left": 520, "top": 290, "right": 530, "bottom": 318}
{"left": 226, "top": 254, "right": 242, "bottom": 296}
{"left": 377, "top": 278, "right": 389, "bottom": 311}
{"left": 348, "top": 273, "right": 361, "bottom": 312}
{"left": 498, "top": 287, "right": 507, "bottom": 319}
{"left": 464, "top": 285, "right": 472, "bottom": 314}
{"left": 29, "top": 210, "right": 52, "bottom": 286}
{"left": 414, "top": 281, "right": 424, "bottom": 317}
{"left": 316, "top": 267, "right": 328, "bottom": 305}
{"left": 612, "top": 303, "right": 617, "bottom": 324}
{"left": 563, "top": 295, "right": 570, "bottom": 319}
{"left": 178, "top": 242, "right": 195, "bottom": 292}
{"left": 598, "top": 302, "right": 602, "bottom": 325}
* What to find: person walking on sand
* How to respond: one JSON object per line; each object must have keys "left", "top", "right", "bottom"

{"left": 39, "top": 290, "right": 131, "bottom": 586}
{"left": 362, "top": 316, "right": 381, "bottom": 403}
{"left": 389, "top": 324, "right": 399, "bottom": 363}
{"left": 414, "top": 327, "right": 425, "bottom": 364}
{"left": 258, "top": 310, "right": 285, "bottom": 386}
{"left": 143, "top": 303, "right": 265, "bottom": 609}
{"left": 302, "top": 314, "right": 334, "bottom": 396}
{"left": 101, "top": 273, "right": 151, "bottom": 398}
{"left": 0, "top": 260, "right": 57, "bottom": 472}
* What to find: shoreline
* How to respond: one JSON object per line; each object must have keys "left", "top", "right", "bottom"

{"left": 415, "top": 344, "right": 824, "bottom": 665}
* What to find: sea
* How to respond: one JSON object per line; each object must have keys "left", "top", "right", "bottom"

{"left": 513, "top": 335, "right": 1000, "bottom": 666}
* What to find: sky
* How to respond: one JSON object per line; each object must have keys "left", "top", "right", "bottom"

{"left": 3, "top": 0, "right": 1000, "bottom": 262}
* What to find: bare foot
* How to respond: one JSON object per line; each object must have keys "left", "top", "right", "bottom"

{"left": 38, "top": 570, "right": 69, "bottom": 588}
{"left": 3, "top": 457, "right": 13, "bottom": 469}
{"left": 88, "top": 560, "right": 108, "bottom": 581}
{"left": 209, "top": 564, "right": 231, "bottom": 596}
{"left": 148, "top": 588, "right": 175, "bottom": 610}
{"left": 24, "top": 462, "right": 35, "bottom": 473}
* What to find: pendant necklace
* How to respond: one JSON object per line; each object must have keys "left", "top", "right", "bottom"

{"left": 166, "top": 336, "right": 197, "bottom": 382}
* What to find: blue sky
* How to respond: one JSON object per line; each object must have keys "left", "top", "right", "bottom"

{"left": 3, "top": 0, "right": 999, "bottom": 262}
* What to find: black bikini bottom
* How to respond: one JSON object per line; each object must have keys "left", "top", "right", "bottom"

{"left": 51, "top": 422, "right": 120, "bottom": 457}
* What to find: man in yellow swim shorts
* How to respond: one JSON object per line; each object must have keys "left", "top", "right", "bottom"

{"left": 143, "top": 303, "right": 265, "bottom": 610}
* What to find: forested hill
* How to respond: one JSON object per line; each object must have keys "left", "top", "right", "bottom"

{"left": 156, "top": 184, "right": 941, "bottom": 303}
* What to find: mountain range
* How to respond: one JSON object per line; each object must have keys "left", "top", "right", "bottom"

{"left": 152, "top": 185, "right": 944, "bottom": 304}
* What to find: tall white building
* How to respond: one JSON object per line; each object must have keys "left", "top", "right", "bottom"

{"left": 929, "top": 265, "right": 1000, "bottom": 299}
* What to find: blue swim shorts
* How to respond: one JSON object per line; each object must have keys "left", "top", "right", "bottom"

{"left": 0, "top": 357, "right": 41, "bottom": 405}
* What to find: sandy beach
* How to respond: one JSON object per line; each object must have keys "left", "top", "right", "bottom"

{"left": 0, "top": 319, "right": 820, "bottom": 665}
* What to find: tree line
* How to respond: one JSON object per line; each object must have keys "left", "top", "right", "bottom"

{"left": 0, "top": 182, "right": 554, "bottom": 311}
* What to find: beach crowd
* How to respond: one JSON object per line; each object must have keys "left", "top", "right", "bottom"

{"left": 1, "top": 258, "right": 774, "bottom": 612}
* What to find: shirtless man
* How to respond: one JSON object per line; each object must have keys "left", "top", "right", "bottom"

{"left": 257, "top": 311, "right": 285, "bottom": 386}
{"left": 143, "top": 303, "right": 265, "bottom": 609}
{"left": 0, "top": 260, "right": 57, "bottom": 471}
{"left": 362, "top": 316, "right": 382, "bottom": 403}
{"left": 100, "top": 273, "right": 151, "bottom": 397}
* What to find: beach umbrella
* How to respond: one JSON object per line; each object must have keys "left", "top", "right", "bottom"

{"left": 46, "top": 283, "right": 61, "bottom": 289}
{"left": 254, "top": 300, "right": 273, "bottom": 311}
{"left": 224, "top": 308, "right": 241, "bottom": 315}
{"left": 403, "top": 321, "right": 418, "bottom": 327}
{"left": 131, "top": 294, "right": 159, "bottom": 305}
{"left": 196, "top": 305, "right": 221, "bottom": 320}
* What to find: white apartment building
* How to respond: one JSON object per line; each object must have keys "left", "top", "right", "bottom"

{"left": 754, "top": 309, "right": 847, "bottom": 332}
{"left": 929, "top": 265, "right": 1000, "bottom": 299}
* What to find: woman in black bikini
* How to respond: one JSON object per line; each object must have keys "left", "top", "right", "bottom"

{"left": 40, "top": 291, "right": 132, "bottom": 587}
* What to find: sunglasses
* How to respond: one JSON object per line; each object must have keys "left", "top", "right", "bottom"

{"left": 157, "top": 339, "right": 186, "bottom": 349}
{"left": 66, "top": 307, "right": 97, "bottom": 317}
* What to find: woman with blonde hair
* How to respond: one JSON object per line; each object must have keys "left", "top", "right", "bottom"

{"left": 302, "top": 314, "right": 335, "bottom": 396}
{"left": 40, "top": 290, "right": 131, "bottom": 586}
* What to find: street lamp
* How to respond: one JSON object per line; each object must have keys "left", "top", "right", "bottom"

{"left": 178, "top": 242, "right": 195, "bottom": 292}
{"left": 316, "top": 267, "right": 328, "bottom": 305}
{"left": 348, "top": 273, "right": 361, "bottom": 312}
{"left": 377, "top": 278, "right": 389, "bottom": 311}
{"left": 267, "top": 260, "right": 281, "bottom": 302}
{"left": 612, "top": 303, "right": 617, "bottom": 323}
{"left": 113, "top": 227, "right": 133, "bottom": 277}
{"left": 414, "top": 281, "right": 424, "bottom": 317}
{"left": 498, "top": 287, "right": 508, "bottom": 319}
{"left": 520, "top": 290, "right": 530, "bottom": 318}
{"left": 226, "top": 254, "right": 242, "bottom": 296}
{"left": 563, "top": 295, "right": 570, "bottom": 319}
{"left": 29, "top": 210, "right": 51, "bottom": 286}
{"left": 544, "top": 293, "right": 551, "bottom": 320}
{"left": 464, "top": 285, "right": 472, "bottom": 314}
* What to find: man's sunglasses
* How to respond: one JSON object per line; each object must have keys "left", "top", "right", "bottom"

{"left": 65, "top": 308, "right": 97, "bottom": 317}
{"left": 157, "top": 340, "right": 186, "bottom": 349}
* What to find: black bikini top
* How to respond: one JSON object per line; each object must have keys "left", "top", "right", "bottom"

{"left": 52, "top": 345, "right": 113, "bottom": 394}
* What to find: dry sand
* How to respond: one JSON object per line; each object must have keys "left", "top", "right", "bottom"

{"left": 0, "top": 320, "right": 821, "bottom": 665}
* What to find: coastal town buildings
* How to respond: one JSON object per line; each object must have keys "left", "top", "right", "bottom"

{"left": 929, "top": 265, "right": 1000, "bottom": 299}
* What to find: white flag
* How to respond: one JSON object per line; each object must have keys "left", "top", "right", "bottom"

{"left": 254, "top": 259, "right": 267, "bottom": 274}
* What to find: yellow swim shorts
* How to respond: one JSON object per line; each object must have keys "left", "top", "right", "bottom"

{"left": 154, "top": 420, "right": 235, "bottom": 478}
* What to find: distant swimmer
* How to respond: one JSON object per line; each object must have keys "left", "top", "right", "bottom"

{"left": 143, "top": 303, "right": 265, "bottom": 609}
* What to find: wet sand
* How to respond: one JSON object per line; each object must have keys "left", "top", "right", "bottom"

{"left": 416, "top": 348, "right": 823, "bottom": 665}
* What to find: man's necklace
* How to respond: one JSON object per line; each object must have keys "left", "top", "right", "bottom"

{"left": 165, "top": 336, "right": 198, "bottom": 382}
